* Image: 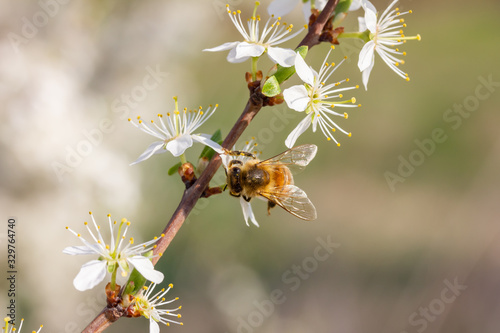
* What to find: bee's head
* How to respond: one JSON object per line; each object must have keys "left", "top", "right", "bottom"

{"left": 227, "top": 160, "right": 243, "bottom": 197}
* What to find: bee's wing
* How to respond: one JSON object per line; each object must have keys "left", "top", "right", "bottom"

{"left": 257, "top": 144, "right": 317, "bottom": 172}
{"left": 259, "top": 185, "right": 317, "bottom": 221}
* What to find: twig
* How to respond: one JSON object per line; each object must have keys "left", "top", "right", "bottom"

{"left": 81, "top": 0, "right": 339, "bottom": 331}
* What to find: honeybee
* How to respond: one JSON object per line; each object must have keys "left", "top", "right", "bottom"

{"left": 223, "top": 144, "right": 317, "bottom": 221}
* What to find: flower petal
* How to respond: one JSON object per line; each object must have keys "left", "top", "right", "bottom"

{"left": 349, "top": 0, "right": 364, "bottom": 11}
{"left": 166, "top": 135, "right": 193, "bottom": 157}
{"left": 294, "top": 54, "right": 315, "bottom": 86}
{"left": 130, "top": 141, "right": 166, "bottom": 165}
{"left": 63, "top": 245, "right": 97, "bottom": 255}
{"left": 240, "top": 197, "right": 259, "bottom": 227}
{"left": 363, "top": 1, "right": 378, "bottom": 33}
{"left": 361, "top": 60, "right": 374, "bottom": 90}
{"left": 149, "top": 317, "right": 160, "bottom": 333}
{"left": 128, "top": 256, "right": 164, "bottom": 284}
{"left": 358, "top": 41, "right": 375, "bottom": 71}
{"left": 267, "top": 47, "right": 296, "bottom": 67}
{"left": 285, "top": 115, "right": 311, "bottom": 148}
{"left": 192, "top": 134, "right": 223, "bottom": 154}
{"left": 73, "top": 260, "right": 107, "bottom": 291}
{"left": 302, "top": 1, "right": 312, "bottom": 21}
{"left": 358, "top": 16, "right": 367, "bottom": 32}
{"left": 235, "top": 42, "right": 265, "bottom": 59}
{"left": 268, "top": 0, "right": 300, "bottom": 17}
{"left": 227, "top": 46, "right": 249, "bottom": 63}
{"left": 283, "top": 85, "right": 310, "bottom": 112}
{"left": 203, "top": 41, "right": 239, "bottom": 52}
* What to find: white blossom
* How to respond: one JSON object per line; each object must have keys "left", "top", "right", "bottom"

{"left": 204, "top": 2, "right": 304, "bottom": 67}
{"left": 3, "top": 318, "right": 42, "bottom": 333}
{"left": 63, "top": 212, "right": 164, "bottom": 291}
{"left": 283, "top": 46, "right": 359, "bottom": 148}
{"left": 129, "top": 97, "right": 221, "bottom": 164}
{"left": 358, "top": 0, "right": 421, "bottom": 89}
{"left": 132, "top": 283, "right": 183, "bottom": 333}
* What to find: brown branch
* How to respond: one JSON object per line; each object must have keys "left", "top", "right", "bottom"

{"left": 298, "top": 0, "right": 340, "bottom": 48}
{"left": 81, "top": 0, "right": 340, "bottom": 331}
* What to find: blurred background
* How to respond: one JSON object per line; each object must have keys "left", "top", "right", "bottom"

{"left": 1, "top": 0, "right": 499, "bottom": 332}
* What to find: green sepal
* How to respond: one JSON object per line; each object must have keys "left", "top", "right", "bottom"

{"left": 198, "top": 129, "right": 223, "bottom": 160}
{"left": 107, "top": 261, "right": 117, "bottom": 273}
{"left": 168, "top": 162, "right": 182, "bottom": 176}
{"left": 262, "top": 46, "right": 309, "bottom": 97}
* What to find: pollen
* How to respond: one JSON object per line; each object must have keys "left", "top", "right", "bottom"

{"left": 417, "top": 34, "right": 421, "bottom": 41}
{"left": 348, "top": 133, "right": 352, "bottom": 137}
{"left": 167, "top": 112, "right": 171, "bottom": 116}
{"left": 332, "top": 128, "right": 336, "bottom": 132}
{"left": 127, "top": 118, "right": 131, "bottom": 121}
{"left": 351, "top": 97, "right": 356, "bottom": 103}
{"left": 327, "top": 137, "right": 331, "bottom": 141}
{"left": 409, "top": 10, "right": 413, "bottom": 14}
{"left": 337, "top": 143, "right": 341, "bottom": 147}
{"left": 406, "top": 77, "right": 410, "bottom": 82}
{"left": 130, "top": 237, "right": 134, "bottom": 244}
{"left": 169, "top": 283, "right": 174, "bottom": 288}
{"left": 344, "top": 113, "right": 348, "bottom": 119}
{"left": 355, "top": 85, "right": 359, "bottom": 89}
{"left": 331, "top": 45, "right": 335, "bottom": 50}
{"left": 339, "top": 94, "right": 343, "bottom": 98}
{"left": 84, "top": 222, "right": 88, "bottom": 225}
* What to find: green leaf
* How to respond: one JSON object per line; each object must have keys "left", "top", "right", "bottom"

{"left": 334, "top": 0, "right": 353, "bottom": 14}
{"left": 168, "top": 162, "right": 182, "bottom": 176}
{"left": 262, "top": 75, "right": 281, "bottom": 97}
{"left": 199, "top": 129, "right": 223, "bottom": 160}
{"left": 124, "top": 267, "right": 148, "bottom": 296}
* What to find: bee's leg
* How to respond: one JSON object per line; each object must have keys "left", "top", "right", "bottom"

{"left": 222, "top": 148, "right": 256, "bottom": 159}
{"left": 243, "top": 195, "right": 251, "bottom": 202}
{"left": 267, "top": 201, "right": 277, "bottom": 215}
